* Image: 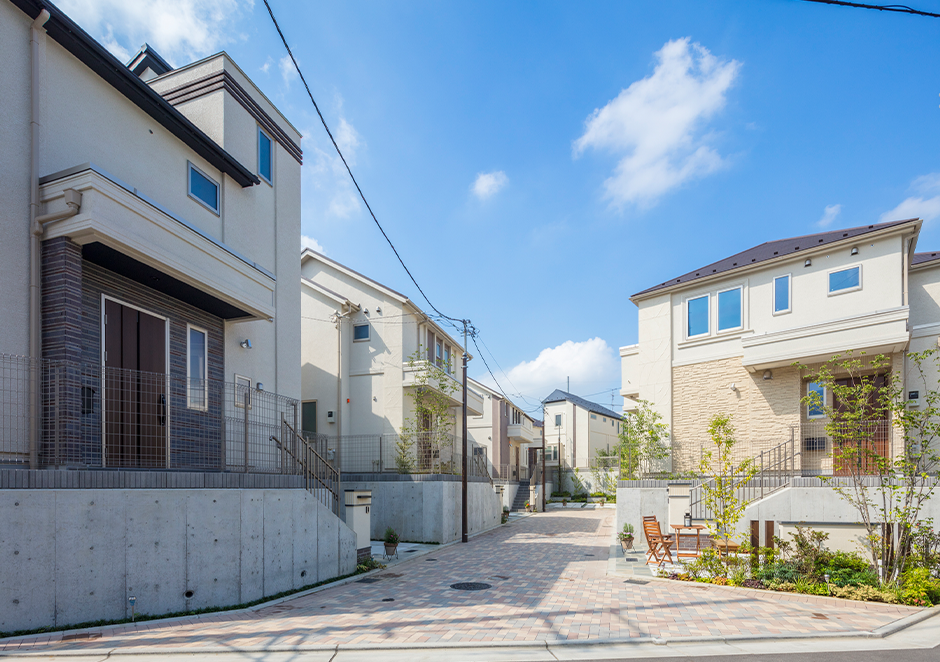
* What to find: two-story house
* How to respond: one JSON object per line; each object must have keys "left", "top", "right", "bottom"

{"left": 621, "top": 218, "right": 940, "bottom": 474}
{"left": 543, "top": 389, "right": 621, "bottom": 472}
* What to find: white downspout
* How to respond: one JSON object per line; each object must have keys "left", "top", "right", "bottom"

{"left": 28, "top": 9, "right": 50, "bottom": 470}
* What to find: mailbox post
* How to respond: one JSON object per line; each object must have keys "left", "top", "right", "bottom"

{"left": 344, "top": 489, "right": 372, "bottom": 562}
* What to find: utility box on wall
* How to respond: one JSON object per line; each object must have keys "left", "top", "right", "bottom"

{"left": 344, "top": 489, "right": 372, "bottom": 562}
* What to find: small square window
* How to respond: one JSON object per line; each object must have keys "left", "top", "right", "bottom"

{"left": 353, "top": 324, "right": 370, "bottom": 341}
{"left": 718, "top": 287, "right": 742, "bottom": 331}
{"left": 829, "top": 266, "right": 861, "bottom": 294}
{"left": 188, "top": 162, "right": 219, "bottom": 214}
{"left": 807, "top": 382, "right": 826, "bottom": 418}
{"left": 687, "top": 295, "right": 709, "bottom": 337}
{"left": 258, "top": 128, "right": 273, "bottom": 183}
{"left": 774, "top": 275, "right": 791, "bottom": 314}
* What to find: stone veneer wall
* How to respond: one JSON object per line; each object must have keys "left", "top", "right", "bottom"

{"left": 671, "top": 357, "right": 801, "bottom": 473}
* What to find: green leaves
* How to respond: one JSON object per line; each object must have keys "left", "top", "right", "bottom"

{"left": 616, "top": 400, "right": 671, "bottom": 479}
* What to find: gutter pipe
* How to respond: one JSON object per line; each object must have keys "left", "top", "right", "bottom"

{"left": 28, "top": 8, "right": 50, "bottom": 470}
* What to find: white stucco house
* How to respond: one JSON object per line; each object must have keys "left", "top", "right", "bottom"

{"left": 542, "top": 390, "right": 622, "bottom": 471}
{"left": 0, "top": 0, "right": 353, "bottom": 633}
{"left": 467, "top": 377, "right": 540, "bottom": 482}
{"left": 620, "top": 218, "right": 940, "bottom": 474}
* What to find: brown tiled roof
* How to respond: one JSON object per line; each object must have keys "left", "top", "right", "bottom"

{"left": 913, "top": 251, "right": 940, "bottom": 266}
{"left": 633, "top": 219, "right": 918, "bottom": 299}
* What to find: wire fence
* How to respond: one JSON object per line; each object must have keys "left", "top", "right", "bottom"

{"left": 1, "top": 352, "right": 301, "bottom": 474}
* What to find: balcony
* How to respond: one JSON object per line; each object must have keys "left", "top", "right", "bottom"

{"left": 402, "top": 360, "right": 484, "bottom": 416}
{"left": 507, "top": 421, "right": 538, "bottom": 444}
{"left": 741, "top": 307, "right": 910, "bottom": 372}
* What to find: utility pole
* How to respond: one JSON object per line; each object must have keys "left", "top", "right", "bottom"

{"left": 461, "top": 320, "right": 469, "bottom": 543}
{"left": 541, "top": 406, "right": 546, "bottom": 512}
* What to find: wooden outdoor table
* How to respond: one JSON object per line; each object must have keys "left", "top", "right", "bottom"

{"left": 711, "top": 539, "right": 741, "bottom": 556}
{"left": 670, "top": 524, "right": 706, "bottom": 557}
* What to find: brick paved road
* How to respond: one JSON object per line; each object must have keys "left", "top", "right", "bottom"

{"left": 0, "top": 508, "right": 920, "bottom": 652}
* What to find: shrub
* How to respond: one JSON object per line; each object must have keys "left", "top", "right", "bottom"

{"left": 831, "top": 584, "right": 900, "bottom": 604}
{"left": 551, "top": 491, "right": 571, "bottom": 498}
{"left": 900, "top": 567, "right": 940, "bottom": 606}
{"left": 590, "top": 491, "right": 607, "bottom": 498}
{"left": 383, "top": 527, "right": 400, "bottom": 545}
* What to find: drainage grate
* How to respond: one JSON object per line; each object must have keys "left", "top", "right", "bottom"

{"left": 450, "top": 582, "right": 492, "bottom": 591}
{"left": 625, "top": 557, "right": 639, "bottom": 562}
{"left": 584, "top": 554, "right": 595, "bottom": 557}
{"left": 406, "top": 550, "right": 418, "bottom": 553}
{"left": 425, "top": 558, "right": 438, "bottom": 562}
{"left": 491, "top": 575, "right": 510, "bottom": 580}
{"left": 383, "top": 573, "right": 403, "bottom": 578}
{"left": 382, "top": 598, "right": 395, "bottom": 602}
{"left": 62, "top": 633, "right": 101, "bottom": 641}
{"left": 624, "top": 579, "right": 649, "bottom": 585}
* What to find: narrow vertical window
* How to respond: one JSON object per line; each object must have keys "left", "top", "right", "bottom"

{"left": 235, "top": 374, "right": 251, "bottom": 409}
{"left": 444, "top": 346, "right": 451, "bottom": 373}
{"left": 258, "top": 128, "right": 273, "bottom": 183}
{"left": 774, "top": 275, "right": 791, "bottom": 313}
{"left": 807, "top": 382, "right": 826, "bottom": 418}
{"left": 187, "top": 325, "right": 207, "bottom": 410}
{"left": 301, "top": 401, "right": 317, "bottom": 436}
{"left": 718, "top": 287, "right": 742, "bottom": 331}
{"left": 435, "top": 341, "right": 443, "bottom": 367}
{"left": 687, "top": 295, "right": 709, "bottom": 337}
{"left": 554, "top": 414, "right": 562, "bottom": 427}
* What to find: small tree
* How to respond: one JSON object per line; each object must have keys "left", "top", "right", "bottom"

{"left": 799, "top": 350, "right": 940, "bottom": 582}
{"left": 616, "top": 400, "right": 671, "bottom": 479}
{"left": 399, "top": 348, "right": 460, "bottom": 474}
{"left": 700, "top": 414, "right": 756, "bottom": 556}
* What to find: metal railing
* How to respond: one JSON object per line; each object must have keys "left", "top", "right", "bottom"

{"left": 799, "top": 419, "right": 892, "bottom": 476}
{"left": 492, "top": 463, "right": 531, "bottom": 483}
{"left": 689, "top": 436, "right": 801, "bottom": 520}
{"left": 304, "top": 431, "right": 491, "bottom": 480}
{"left": 276, "top": 420, "right": 340, "bottom": 514}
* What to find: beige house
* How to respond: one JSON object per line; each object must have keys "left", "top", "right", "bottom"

{"left": 543, "top": 390, "right": 621, "bottom": 471}
{"left": 467, "top": 377, "right": 540, "bottom": 482}
{"left": 621, "top": 219, "right": 940, "bottom": 473}
{"left": 299, "top": 249, "right": 484, "bottom": 471}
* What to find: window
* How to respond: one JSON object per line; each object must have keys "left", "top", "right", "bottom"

{"left": 591, "top": 414, "right": 597, "bottom": 420}
{"left": 444, "top": 346, "right": 451, "bottom": 373}
{"left": 353, "top": 323, "right": 370, "bottom": 341}
{"left": 546, "top": 445, "right": 558, "bottom": 461}
{"left": 718, "top": 287, "right": 742, "bottom": 331}
{"left": 807, "top": 382, "right": 826, "bottom": 418}
{"left": 435, "top": 341, "right": 443, "bottom": 367}
{"left": 234, "top": 374, "right": 251, "bottom": 409}
{"left": 829, "top": 266, "right": 861, "bottom": 294}
{"left": 187, "top": 325, "right": 207, "bottom": 410}
{"left": 774, "top": 274, "right": 791, "bottom": 314}
{"left": 554, "top": 414, "right": 562, "bottom": 427}
{"left": 188, "top": 162, "right": 219, "bottom": 214}
{"left": 687, "top": 295, "right": 709, "bottom": 337}
{"left": 301, "top": 401, "right": 317, "bottom": 436}
{"left": 258, "top": 128, "right": 273, "bottom": 183}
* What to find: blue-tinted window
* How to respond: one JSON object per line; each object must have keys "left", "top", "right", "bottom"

{"left": 807, "top": 382, "right": 826, "bottom": 418}
{"left": 774, "top": 275, "right": 790, "bottom": 313}
{"left": 718, "top": 288, "right": 742, "bottom": 331}
{"left": 188, "top": 164, "right": 218, "bottom": 212}
{"left": 687, "top": 295, "right": 709, "bottom": 337}
{"left": 829, "top": 266, "right": 860, "bottom": 293}
{"left": 259, "top": 129, "right": 272, "bottom": 183}
{"left": 353, "top": 324, "right": 370, "bottom": 341}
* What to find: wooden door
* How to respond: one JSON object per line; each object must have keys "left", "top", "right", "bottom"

{"left": 832, "top": 375, "right": 889, "bottom": 476}
{"left": 104, "top": 300, "right": 167, "bottom": 468}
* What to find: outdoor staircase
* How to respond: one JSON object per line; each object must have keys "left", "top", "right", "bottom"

{"left": 510, "top": 479, "right": 530, "bottom": 511}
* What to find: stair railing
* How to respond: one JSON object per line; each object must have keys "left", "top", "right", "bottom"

{"left": 275, "top": 419, "right": 341, "bottom": 516}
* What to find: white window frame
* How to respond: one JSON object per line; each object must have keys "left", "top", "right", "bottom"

{"left": 773, "top": 274, "right": 792, "bottom": 315}
{"left": 827, "top": 264, "right": 863, "bottom": 296}
{"left": 353, "top": 323, "right": 370, "bottom": 342}
{"left": 186, "top": 324, "right": 209, "bottom": 411}
{"left": 807, "top": 382, "right": 826, "bottom": 419}
{"left": 187, "top": 161, "right": 220, "bottom": 215}
{"left": 554, "top": 413, "right": 562, "bottom": 427}
{"left": 716, "top": 285, "right": 744, "bottom": 333}
{"left": 234, "top": 374, "right": 252, "bottom": 409}
{"left": 258, "top": 126, "right": 274, "bottom": 185}
{"left": 685, "top": 294, "right": 710, "bottom": 339}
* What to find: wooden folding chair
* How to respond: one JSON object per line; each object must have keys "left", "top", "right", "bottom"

{"left": 642, "top": 517, "right": 675, "bottom": 566}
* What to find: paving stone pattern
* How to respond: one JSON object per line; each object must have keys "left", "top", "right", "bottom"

{"left": 0, "top": 509, "right": 918, "bottom": 651}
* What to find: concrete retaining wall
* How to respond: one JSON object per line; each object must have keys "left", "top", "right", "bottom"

{"left": 0, "top": 488, "right": 356, "bottom": 633}
{"left": 615, "top": 486, "right": 668, "bottom": 541}
{"left": 340, "top": 477, "right": 501, "bottom": 544}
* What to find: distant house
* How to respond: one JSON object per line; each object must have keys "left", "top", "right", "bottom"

{"left": 621, "top": 219, "right": 940, "bottom": 473}
{"left": 542, "top": 389, "right": 621, "bottom": 470}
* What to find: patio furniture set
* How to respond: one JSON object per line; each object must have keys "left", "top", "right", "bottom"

{"left": 641, "top": 516, "right": 740, "bottom": 566}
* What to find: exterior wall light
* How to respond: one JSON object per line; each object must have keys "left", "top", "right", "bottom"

{"left": 763, "top": 370, "right": 773, "bottom": 380}
{"left": 239, "top": 339, "right": 252, "bottom": 349}
{"left": 851, "top": 247, "right": 859, "bottom": 255}
{"left": 804, "top": 259, "right": 812, "bottom": 267}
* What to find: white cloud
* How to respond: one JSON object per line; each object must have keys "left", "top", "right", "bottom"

{"left": 260, "top": 57, "right": 273, "bottom": 74}
{"left": 279, "top": 54, "right": 298, "bottom": 87}
{"left": 58, "top": 0, "right": 251, "bottom": 66}
{"left": 300, "top": 235, "right": 325, "bottom": 254}
{"left": 471, "top": 171, "right": 509, "bottom": 200}
{"left": 816, "top": 204, "right": 842, "bottom": 228}
{"left": 480, "top": 338, "right": 619, "bottom": 403}
{"left": 302, "top": 96, "right": 365, "bottom": 221}
{"left": 574, "top": 37, "right": 740, "bottom": 209}
{"left": 881, "top": 173, "right": 940, "bottom": 224}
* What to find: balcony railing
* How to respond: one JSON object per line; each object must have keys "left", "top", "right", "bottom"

{"left": 492, "top": 463, "right": 532, "bottom": 483}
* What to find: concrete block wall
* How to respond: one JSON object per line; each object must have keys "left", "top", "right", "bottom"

{"left": 0, "top": 488, "right": 356, "bottom": 632}
{"left": 615, "top": 487, "right": 668, "bottom": 542}
{"left": 340, "top": 478, "right": 501, "bottom": 544}
{"left": 672, "top": 357, "right": 801, "bottom": 472}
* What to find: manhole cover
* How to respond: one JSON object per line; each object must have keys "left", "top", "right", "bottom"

{"left": 450, "top": 582, "right": 492, "bottom": 591}
{"left": 356, "top": 577, "right": 382, "bottom": 584}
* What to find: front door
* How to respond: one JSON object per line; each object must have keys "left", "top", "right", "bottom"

{"left": 104, "top": 299, "right": 168, "bottom": 468}
{"left": 832, "top": 374, "right": 889, "bottom": 476}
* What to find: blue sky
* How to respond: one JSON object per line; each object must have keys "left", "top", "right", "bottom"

{"left": 61, "top": 0, "right": 940, "bottom": 415}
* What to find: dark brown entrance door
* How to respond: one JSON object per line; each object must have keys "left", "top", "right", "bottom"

{"left": 832, "top": 374, "right": 889, "bottom": 476}
{"left": 104, "top": 299, "right": 168, "bottom": 468}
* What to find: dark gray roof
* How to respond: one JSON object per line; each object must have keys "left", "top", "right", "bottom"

{"left": 633, "top": 219, "right": 918, "bottom": 299}
{"left": 127, "top": 44, "right": 173, "bottom": 78}
{"left": 913, "top": 251, "right": 940, "bottom": 266}
{"left": 543, "top": 389, "right": 620, "bottom": 419}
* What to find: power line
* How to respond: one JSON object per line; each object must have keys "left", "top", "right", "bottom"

{"left": 261, "top": 0, "right": 461, "bottom": 323}
{"left": 800, "top": 0, "right": 940, "bottom": 18}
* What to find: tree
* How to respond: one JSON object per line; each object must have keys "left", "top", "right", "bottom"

{"left": 799, "top": 350, "right": 940, "bottom": 582}
{"left": 614, "top": 400, "right": 671, "bottom": 480}
{"left": 399, "top": 348, "right": 460, "bottom": 474}
{"left": 699, "top": 414, "right": 756, "bottom": 553}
